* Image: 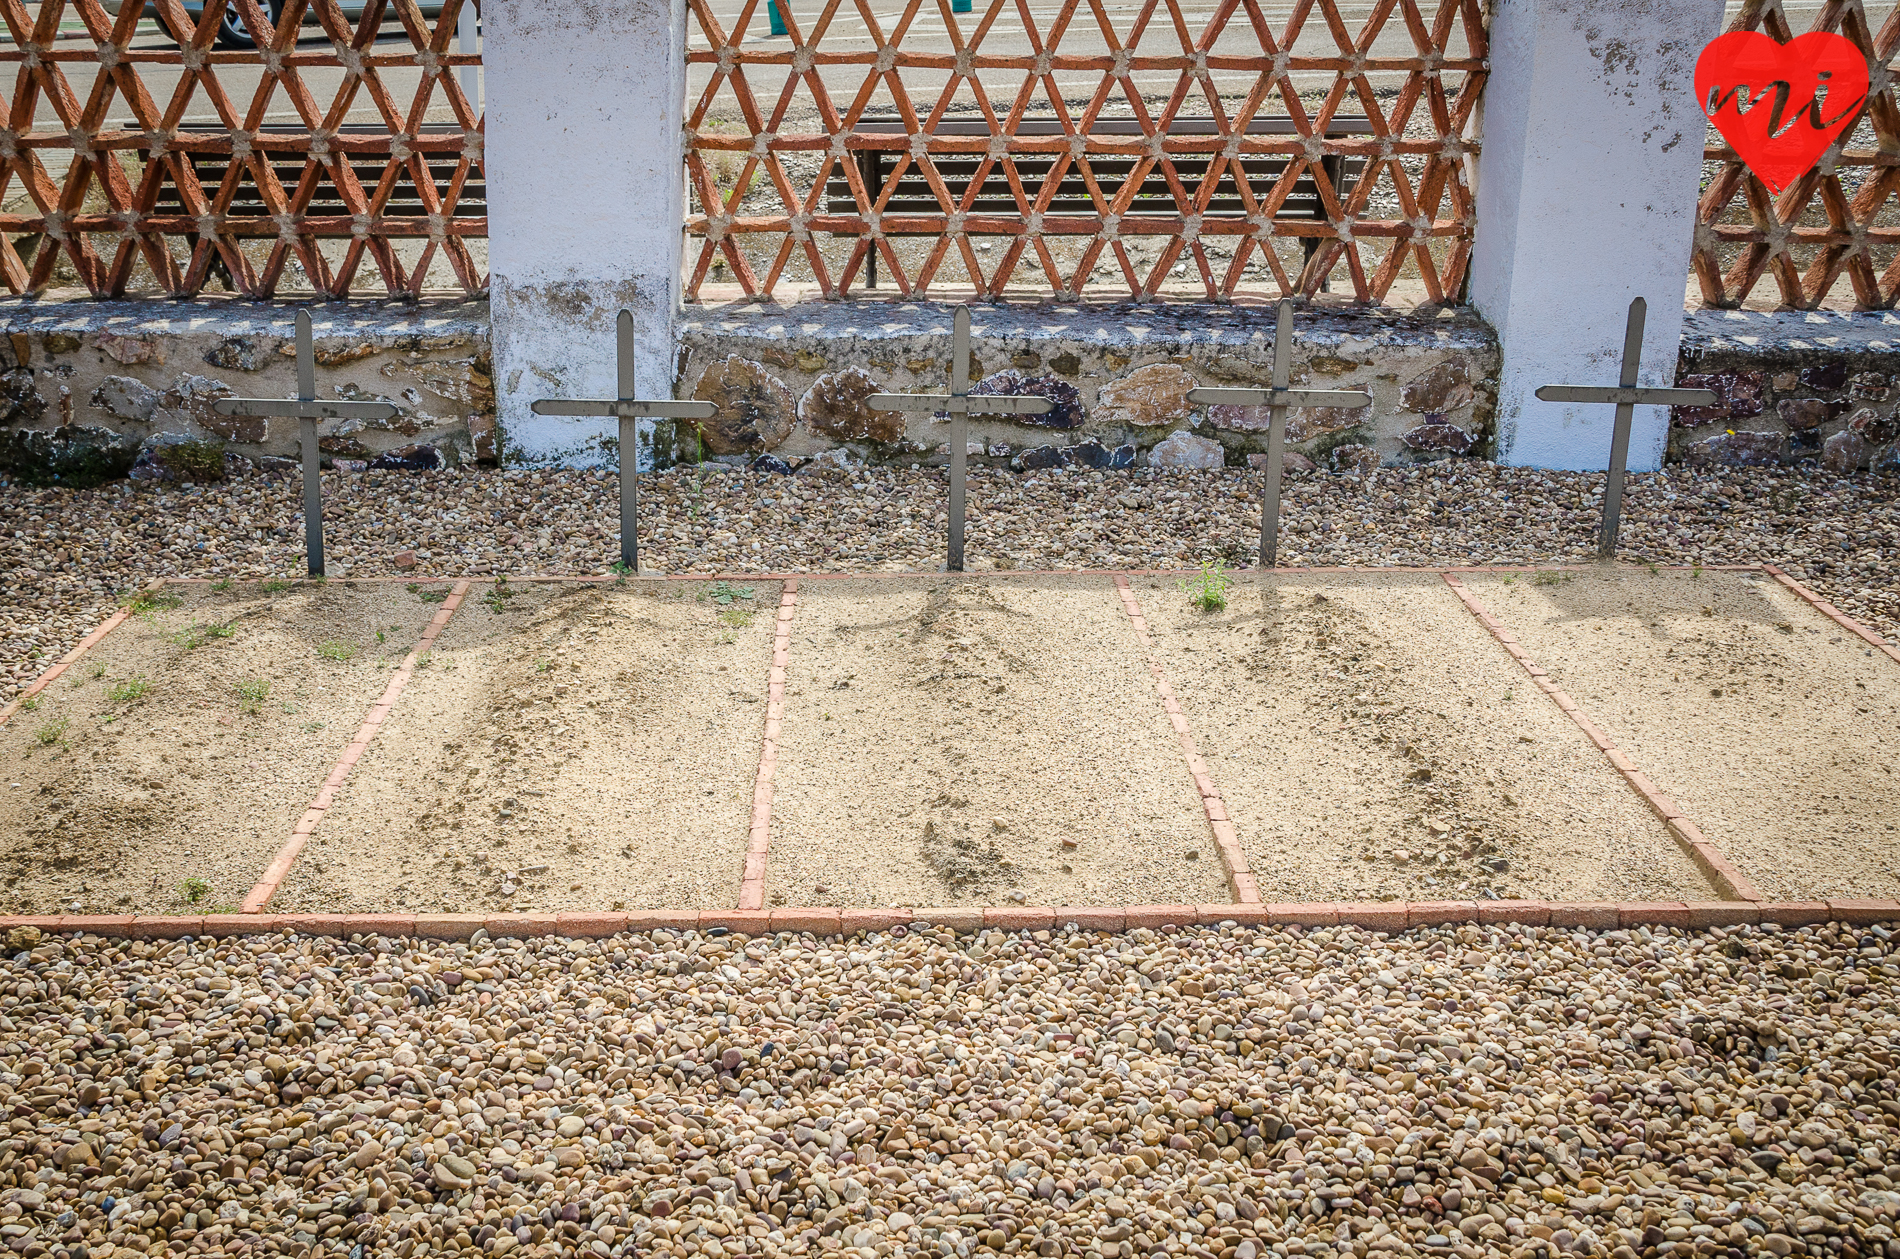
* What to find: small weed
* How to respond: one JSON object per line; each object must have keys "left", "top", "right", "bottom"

{"left": 1179, "top": 560, "right": 1232, "bottom": 613}
{"left": 535, "top": 658, "right": 552, "bottom": 674}
{"left": 262, "top": 579, "right": 291, "bottom": 593}
{"left": 177, "top": 877, "right": 213, "bottom": 905}
{"left": 703, "top": 581, "right": 756, "bottom": 606}
{"left": 107, "top": 678, "right": 153, "bottom": 704}
{"left": 89, "top": 663, "right": 106, "bottom": 679}
{"left": 129, "top": 590, "right": 183, "bottom": 617}
{"left": 1531, "top": 570, "right": 1570, "bottom": 587}
{"left": 717, "top": 607, "right": 755, "bottom": 628}
{"left": 406, "top": 583, "right": 448, "bottom": 604}
{"left": 416, "top": 652, "right": 434, "bottom": 669}
{"left": 1501, "top": 574, "right": 1516, "bottom": 585}
{"left": 1692, "top": 563, "right": 1704, "bottom": 580}
{"left": 171, "top": 621, "right": 235, "bottom": 650}
{"left": 33, "top": 717, "right": 69, "bottom": 747}
{"left": 609, "top": 560, "right": 633, "bottom": 578}
{"left": 1646, "top": 562, "right": 1660, "bottom": 576}
{"left": 234, "top": 679, "right": 270, "bottom": 715}
{"left": 316, "top": 640, "right": 356, "bottom": 663}
{"left": 376, "top": 629, "right": 386, "bottom": 645}
{"left": 482, "top": 576, "right": 517, "bottom": 615}
{"left": 301, "top": 720, "right": 326, "bottom": 733}
{"left": 17, "top": 697, "right": 38, "bottom": 713}
{"left": 212, "top": 578, "right": 234, "bottom": 593}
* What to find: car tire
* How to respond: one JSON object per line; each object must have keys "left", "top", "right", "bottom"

{"left": 213, "top": 0, "right": 283, "bottom": 49}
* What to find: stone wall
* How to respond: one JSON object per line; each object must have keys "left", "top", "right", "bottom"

{"left": 1672, "top": 309, "right": 1900, "bottom": 475}
{"left": 676, "top": 303, "right": 1500, "bottom": 474}
{"left": 0, "top": 301, "right": 492, "bottom": 486}
{"left": 6, "top": 299, "right": 1900, "bottom": 485}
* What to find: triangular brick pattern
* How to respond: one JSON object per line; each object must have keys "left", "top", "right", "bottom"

{"left": 685, "top": 0, "right": 1487, "bottom": 303}
{"left": 0, "top": 0, "right": 484, "bottom": 299}
{"left": 1693, "top": 2, "right": 1900, "bottom": 311}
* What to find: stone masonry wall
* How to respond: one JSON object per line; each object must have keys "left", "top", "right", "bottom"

{"left": 3, "top": 300, "right": 1899, "bottom": 485}
{"left": 0, "top": 301, "right": 492, "bottom": 487}
{"left": 676, "top": 303, "right": 1500, "bottom": 474}
{"left": 1671, "top": 309, "right": 1900, "bottom": 475}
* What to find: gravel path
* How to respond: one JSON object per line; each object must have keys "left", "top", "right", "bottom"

{"left": 2, "top": 917, "right": 1897, "bottom": 1259}
{"left": 3, "top": 463, "right": 1895, "bottom": 701}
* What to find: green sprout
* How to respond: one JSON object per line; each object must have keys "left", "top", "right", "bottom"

{"left": 107, "top": 678, "right": 153, "bottom": 704}
{"left": 234, "top": 679, "right": 270, "bottom": 715}
{"left": 316, "top": 641, "right": 356, "bottom": 663}
{"left": 1179, "top": 560, "right": 1232, "bottom": 613}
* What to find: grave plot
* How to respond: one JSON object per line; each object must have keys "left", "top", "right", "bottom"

{"left": 1466, "top": 567, "right": 1900, "bottom": 901}
{"left": 765, "top": 576, "right": 1231, "bottom": 909}
{"left": 270, "top": 579, "right": 781, "bottom": 913}
{"left": 1130, "top": 571, "right": 1714, "bottom": 904}
{"left": 0, "top": 581, "right": 442, "bottom": 915}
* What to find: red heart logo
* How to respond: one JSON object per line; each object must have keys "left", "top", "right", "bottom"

{"left": 1695, "top": 31, "right": 1869, "bottom": 195}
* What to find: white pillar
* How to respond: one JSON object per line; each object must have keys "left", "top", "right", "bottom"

{"left": 485, "top": 0, "right": 687, "bottom": 466}
{"left": 1468, "top": 0, "right": 1724, "bottom": 471}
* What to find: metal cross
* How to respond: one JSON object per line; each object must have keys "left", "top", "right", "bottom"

{"left": 1534, "top": 298, "right": 1717, "bottom": 558}
{"left": 1186, "top": 299, "right": 1372, "bottom": 569}
{"left": 868, "top": 305, "right": 1053, "bottom": 571}
{"left": 530, "top": 310, "right": 717, "bottom": 574}
{"left": 212, "top": 311, "right": 400, "bottom": 577}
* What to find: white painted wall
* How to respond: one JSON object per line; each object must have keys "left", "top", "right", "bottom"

{"left": 1469, "top": 0, "right": 1724, "bottom": 471}
{"left": 485, "top": 0, "right": 688, "bottom": 466}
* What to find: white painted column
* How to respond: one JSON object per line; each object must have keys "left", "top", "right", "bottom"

{"left": 1468, "top": 0, "right": 1724, "bottom": 471}
{"left": 485, "top": 0, "right": 687, "bottom": 466}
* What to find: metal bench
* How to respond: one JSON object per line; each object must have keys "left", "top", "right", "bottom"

{"left": 154, "top": 122, "right": 485, "bottom": 222}
{"left": 825, "top": 114, "right": 1373, "bottom": 286}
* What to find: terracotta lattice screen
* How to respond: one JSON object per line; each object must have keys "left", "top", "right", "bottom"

{"left": 0, "top": 0, "right": 484, "bottom": 300}
{"left": 1695, "top": 2, "right": 1900, "bottom": 310}
{"left": 684, "top": 0, "right": 1488, "bottom": 304}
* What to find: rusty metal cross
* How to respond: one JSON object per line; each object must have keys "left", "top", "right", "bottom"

{"left": 1187, "top": 300, "right": 1373, "bottom": 568}
{"left": 869, "top": 305, "right": 1054, "bottom": 571}
{"left": 1534, "top": 298, "right": 1717, "bottom": 558}
{"left": 530, "top": 311, "right": 718, "bottom": 574}
{"left": 213, "top": 311, "right": 401, "bottom": 577}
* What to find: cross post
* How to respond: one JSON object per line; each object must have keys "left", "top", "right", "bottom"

{"left": 1533, "top": 298, "right": 1717, "bottom": 557}
{"left": 212, "top": 311, "right": 402, "bottom": 577}
{"left": 1186, "top": 299, "right": 1373, "bottom": 569}
{"left": 529, "top": 310, "right": 718, "bottom": 573}
{"left": 868, "top": 305, "right": 1053, "bottom": 571}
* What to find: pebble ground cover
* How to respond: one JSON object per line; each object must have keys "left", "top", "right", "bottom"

{"left": 0, "top": 917, "right": 1897, "bottom": 1259}
{"left": 2, "top": 462, "right": 1895, "bottom": 699}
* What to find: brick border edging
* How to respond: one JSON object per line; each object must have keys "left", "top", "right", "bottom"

{"left": 1440, "top": 572, "right": 1765, "bottom": 903}
{"left": 1112, "top": 576, "right": 1258, "bottom": 903}
{"left": 12, "top": 899, "right": 1898, "bottom": 940}
{"left": 239, "top": 580, "right": 474, "bottom": 913}
{"left": 1763, "top": 564, "right": 1900, "bottom": 666}
{"left": 0, "top": 581, "right": 163, "bottom": 728}
{"left": 737, "top": 579, "right": 799, "bottom": 911}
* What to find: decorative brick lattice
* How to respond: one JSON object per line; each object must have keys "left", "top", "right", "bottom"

{"left": 684, "top": 0, "right": 1487, "bottom": 303}
{"left": 0, "top": 0, "right": 484, "bottom": 299}
{"left": 1693, "top": 2, "right": 1900, "bottom": 310}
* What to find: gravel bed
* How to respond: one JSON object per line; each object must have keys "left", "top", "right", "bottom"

{"left": 2, "top": 463, "right": 1895, "bottom": 701}
{"left": 2, "top": 917, "right": 1897, "bottom": 1259}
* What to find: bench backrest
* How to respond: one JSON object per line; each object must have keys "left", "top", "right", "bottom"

{"left": 824, "top": 115, "right": 1373, "bottom": 224}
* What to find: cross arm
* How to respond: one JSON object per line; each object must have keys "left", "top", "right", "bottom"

{"left": 213, "top": 398, "right": 402, "bottom": 421}
{"left": 530, "top": 399, "right": 719, "bottom": 420}
{"left": 1534, "top": 386, "right": 1718, "bottom": 407}
{"left": 866, "top": 393, "right": 1054, "bottom": 416}
{"left": 1187, "top": 386, "right": 1372, "bottom": 409}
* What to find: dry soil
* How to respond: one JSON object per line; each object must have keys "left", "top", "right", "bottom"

{"left": 1130, "top": 571, "right": 1716, "bottom": 904}
{"left": 1467, "top": 566, "right": 1900, "bottom": 901}
{"left": 271, "top": 578, "right": 780, "bottom": 913}
{"left": 765, "top": 575, "right": 1233, "bottom": 908}
{"left": 0, "top": 579, "right": 438, "bottom": 914}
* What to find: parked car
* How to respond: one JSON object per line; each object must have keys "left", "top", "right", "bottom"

{"left": 104, "top": 0, "right": 451, "bottom": 50}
